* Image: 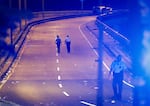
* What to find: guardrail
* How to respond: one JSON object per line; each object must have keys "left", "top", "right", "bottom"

{"left": 0, "top": 11, "right": 92, "bottom": 80}
{"left": 0, "top": 10, "right": 92, "bottom": 105}
{"left": 96, "top": 17, "right": 130, "bottom": 53}
{"left": 96, "top": 10, "right": 130, "bottom": 47}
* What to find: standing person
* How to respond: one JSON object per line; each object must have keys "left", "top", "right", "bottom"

{"left": 55, "top": 35, "right": 61, "bottom": 53}
{"left": 109, "top": 55, "right": 127, "bottom": 101}
{"left": 65, "top": 35, "right": 71, "bottom": 53}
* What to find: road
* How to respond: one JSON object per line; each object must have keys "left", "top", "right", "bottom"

{"left": 0, "top": 16, "right": 133, "bottom": 106}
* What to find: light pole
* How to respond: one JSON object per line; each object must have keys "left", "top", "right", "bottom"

{"left": 18, "top": 0, "right": 22, "bottom": 31}
{"left": 96, "top": 22, "right": 104, "bottom": 106}
{"left": 42, "top": 0, "right": 45, "bottom": 18}
{"left": 18, "top": 0, "right": 21, "bottom": 10}
{"left": 24, "top": 0, "right": 27, "bottom": 25}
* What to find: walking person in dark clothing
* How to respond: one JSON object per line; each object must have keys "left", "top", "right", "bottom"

{"left": 55, "top": 35, "right": 61, "bottom": 53}
{"left": 109, "top": 55, "right": 127, "bottom": 101}
{"left": 65, "top": 35, "right": 71, "bottom": 53}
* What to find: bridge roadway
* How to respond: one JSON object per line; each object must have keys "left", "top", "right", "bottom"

{"left": 0, "top": 16, "right": 132, "bottom": 106}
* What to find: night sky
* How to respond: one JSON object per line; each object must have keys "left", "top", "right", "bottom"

{"left": 0, "top": 0, "right": 129, "bottom": 11}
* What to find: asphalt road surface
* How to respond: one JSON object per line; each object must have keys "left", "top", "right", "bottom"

{"left": 0, "top": 16, "right": 133, "bottom": 106}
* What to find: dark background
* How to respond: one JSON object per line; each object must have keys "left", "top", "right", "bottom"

{"left": 0, "top": 0, "right": 129, "bottom": 11}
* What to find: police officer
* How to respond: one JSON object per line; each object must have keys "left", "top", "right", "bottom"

{"left": 65, "top": 35, "right": 71, "bottom": 53}
{"left": 109, "top": 55, "right": 127, "bottom": 101}
{"left": 55, "top": 35, "right": 61, "bottom": 53}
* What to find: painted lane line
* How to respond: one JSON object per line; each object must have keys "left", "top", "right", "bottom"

{"left": 58, "top": 83, "right": 63, "bottom": 88}
{"left": 63, "top": 91, "right": 70, "bottom": 97}
{"left": 57, "top": 67, "right": 60, "bottom": 71}
{"left": 102, "top": 61, "right": 110, "bottom": 71}
{"left": 79, "top": 25, "right": 134, "bottom": 88}
{"left": 56, "top": 59, "right": 59, "bottom": 63}
{"left": 79, "top": 25, "right": 98, "bottom": 56}
{"left": 123, "top": 80, "right": 134, "bottom": 88}
{"left": 58, "top": 75, "right": 61, "bottom": 80}
{"left": 80, "top": 101, "right": 96, "bottom": 106}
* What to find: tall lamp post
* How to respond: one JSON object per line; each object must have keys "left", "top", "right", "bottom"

{"left": 42, "top": 0, "right": 45, "bottom": 18}
{"left": 24, "top": 0, "right": 27, "bottom": 25}
{"left": 96, "top": 22, "right": 104, "bottom": 106}
{"left": 18, "top": 0, "right": 22, "bottom": 31}
{"left": 97, "top": 1, "right": 103, "bottom": 105}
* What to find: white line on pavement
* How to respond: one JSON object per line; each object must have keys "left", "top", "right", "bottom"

{"left": 56, "top": 59, "right": 59, "bottom": 63}
{"left": 79, "top": 25, "right": 98, "bottom": 56}
{"left": 123, "top": 80, "right": 134, "bottom": 88}
{"left": 79, "top": 25, "right": 134, "bottom": 88}
{"left": 58, "top": 75, "right": 61, "bottom": 80}
{"left": 57, "top": 67, "right": 60, "bottom": 71}
{"left": 80, "top": 101, "right": 96, "bottom": 106}
{"left": 58, "top": 83, "right": 63, "bottom": 88}
{"left": 63, "top": 91, "right": 70, "bottom": 96}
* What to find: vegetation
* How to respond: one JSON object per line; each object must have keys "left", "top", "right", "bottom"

{"left": 0, "top": 5, "right": 32, "bottom": 57}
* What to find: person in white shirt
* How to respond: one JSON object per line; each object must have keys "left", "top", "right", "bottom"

{"left": 65, "top": 35, "right": 71, "bottom": 53}
{"left": 109, "top": 55, "right": 127, "bottom": 100}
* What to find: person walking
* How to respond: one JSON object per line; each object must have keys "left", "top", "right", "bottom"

{"left": 65, "top": 35, "right": 71, "bottom": 53}
{"left": 109, "top": 55, "right": 127, "bottom": 101}
{"left": 55, "top": 35, "right": 61, "bottom": 53}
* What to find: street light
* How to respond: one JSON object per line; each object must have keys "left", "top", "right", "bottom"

{"left": 18, "top": 0, "right": 22, "bottom": 31}
{"left": 18, "top": 0, "right": 21, "bottom": 10}
{"left": 42, "top": 0, "right": 45, "bottom": 18}
{"left": 96, "top": 22, "right": 104, "bottom": 106}
{"left": 24, "top": 0, "right": 27, "bottom": 25}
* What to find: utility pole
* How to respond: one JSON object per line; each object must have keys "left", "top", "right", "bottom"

{"left": 97, "top": 1, "right": 103, "bottom": 105}
{"left": 42, "top": 0, "right": 45, "bottom": 18}
{"left": 24, "top": 0, "right": 27, "bottom": 25}
{"left": 18, "top": 0, "right": 21, "bottom": 10}
{"left": 96, "top": 22, "right": 104, "bottom": 106}
{"left": 18, "top": 0, "right": 22, "bottom": 31}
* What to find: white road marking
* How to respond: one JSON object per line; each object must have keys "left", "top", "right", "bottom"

{"left": 58, "top": 83, "right": 63, "bottom": 88}
{"left": 57, "top": 67, "right": 60, "bottom": 71}
{"left": 79, "top": 26, "right": 98, "bottom": 56}
{"left": 102, "top": 61, "right": 110, "bottom": 71}
{"left": 123, "top": 80, "right": 134, "bottom": 88}
{"left": 58, "top": 75, "right": 61, "bottom": 80}
{"left": 63, "top": 91, "right": 69, "bottom": 96}
{"left": 56, "top": 59, "right": 59, "bottom": 63}
{"left": 80, "top": 101, "right": 96, "bottom": 106}
{"left": 79, "top": 25, "right": 134, "bottom": 88}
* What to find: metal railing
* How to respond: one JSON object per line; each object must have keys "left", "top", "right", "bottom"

{"left": 0, "top": 10, "right": 92, "bottom": 80}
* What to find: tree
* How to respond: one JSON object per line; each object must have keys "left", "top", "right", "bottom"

{"left": 0, "top": 4, "right": 32, "bottom": 56}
